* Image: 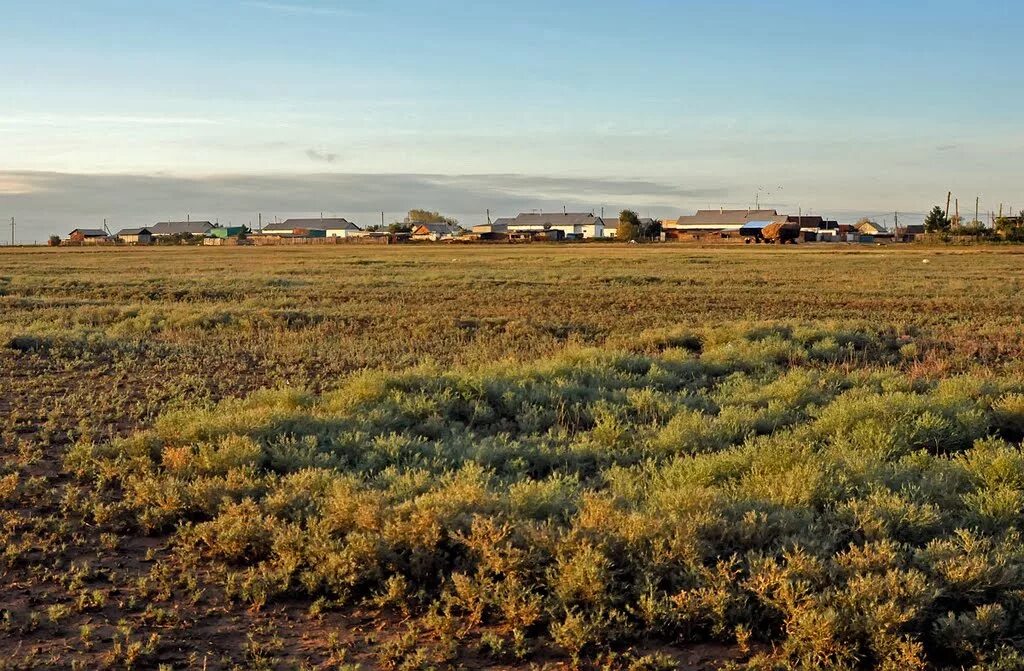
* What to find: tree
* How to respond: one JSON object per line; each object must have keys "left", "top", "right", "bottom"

{"left": 617, "top": 210, "right": 640, "bottom": 241}
{"left": 403, "top": 210, "right": 458, "bottom": 226}
{"left": 924, "top": 206, "right": 951, "bottom": 233}
{"left": 640, "top": 218, "right": 663, "bottom": 240}
{"left": 995, "top": 211, "right": 1024, "bottom": 242}
{"left": 47, "top": 235, "right": 61, "bottom": 247}
{"left": 388, "top": 222, "right": 413, "bottom": 234}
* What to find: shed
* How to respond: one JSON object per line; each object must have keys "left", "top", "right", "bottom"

{"left": 115, "top": 227, "right": 153, "bottom": 245}
{"left": 68, "top": 229, "right": 110, "bottom": 244}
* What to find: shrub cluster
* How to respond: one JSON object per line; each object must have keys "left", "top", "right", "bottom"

{"left": 68, "top": 325, "right": 1024, "bottom": 668}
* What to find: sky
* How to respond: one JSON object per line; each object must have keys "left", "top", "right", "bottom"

{"left": 2, "top": 0, "right": 1023, "bottom": 239}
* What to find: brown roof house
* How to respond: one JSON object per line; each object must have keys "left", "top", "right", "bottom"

{"left": 68, "top": 229, "right": 110, "bottom": 244}
{"left": 412, "top": 223, "right": 461, "bottom": 240}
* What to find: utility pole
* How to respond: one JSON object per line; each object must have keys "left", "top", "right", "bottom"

{"left": 945, "top": 192, "right": 952, "bottom": 220}
{"left": 381, "top": 211, "right": 385, "bottom": 229}
{"left": 894, "top": 211, "right": 899, "bottom": 238}
{"left": 976, "top": 197, "right": 980, "bottom": 227}
{"left": 10, "top": 217, "right": 14, "bottom": 247}
{"left": 258, "top": 212, "right": 262, "bottom": 232}
{"left": 955, "top": 199, "right": 959, "bottom": 225}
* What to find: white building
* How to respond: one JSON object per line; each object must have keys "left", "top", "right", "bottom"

{"left": 263, "top": 218, "right": 361, "bottom": 237}
{"left": 506, "top": 213, "right": 609, "bottom": 239}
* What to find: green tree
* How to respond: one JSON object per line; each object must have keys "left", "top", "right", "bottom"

{"left": 640, "top": 218, "right": 663, "bottom": 240}
{"left": 403, "top": 210, "right": 458, "bottom": 226}
{"left": 924, "top": 206, "right": 951, "bottom": 233}
{"left": 995, "top": 211, "right": 1024, "bottom": 242}
{"left": 47, "top": 235, "right": 61, "bottom": 247}
{"left": 617, "top": 210, "right": 640, "bottom": 241}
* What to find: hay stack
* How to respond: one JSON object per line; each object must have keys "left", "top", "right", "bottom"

{"left": 761, "top": 221, "right": 785, "bottom": 241}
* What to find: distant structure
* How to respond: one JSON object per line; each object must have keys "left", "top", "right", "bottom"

{"left": 115, "top": 227, "right": 153, "bottom": 245}
{"left": 666, "top": 209, "right": 781, "bottom": 234}
{"left": 150, "top": 221, "right": 214, "bottom": 237}
{"left": 411, "top": 222, "right": 461, "bottom": 241}
{"left": 289, "top": 218, "right": 360, "bottom": 238}
{"left": 67, "top": 228, "right": 110, "bottom": 244}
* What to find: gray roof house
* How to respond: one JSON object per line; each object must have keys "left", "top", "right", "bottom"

{"left": 669, "top": 209, "right": 780, "bottom": 231}
{"left": 278, "top": 218, "right": 360, "bottom": 232}
{"left": 505, "top": 213, "right": 610, "bottom": 238}
{"left": 69, "top": 228, "right": 109, "bottom": 238}
{"left": 150, "top": 221, "right": 215, "bottom": 236}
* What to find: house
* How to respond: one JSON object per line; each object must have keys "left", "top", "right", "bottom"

{"left": 506, "top": 213, "right": 607, "bottom": 239}
{"left": 787, "top": 215, "right": 825, "bottom": 230}
{"left": 260, "top": 222, "right": 327, "bottom": 237}
{"left": 668, "top": 209, "right": 780, "bottom": 235}
{"left": 899, "top": 224, "right": 926, "bottom": 242}
{"left": 150, "top": 221, "right": 214, "bottom": 237}
{"left": 412, "top": 222, "right": 460, "bottom": 240}
{"left": 115, "top": 227, "right": 153, "bottom": 245}
{"left": 509, "top": 229, "right": 565, "bottom": 242}
{"left": 271, "top": 218, "right": 361, "bottom": 238}
{"left": 68, "top": 229, "right": 110, "bottom": 244}
{"left": 855, "top": 220, "right": 890, "bottom": 236}
{"left": 855, "top": 220, "right": 895, "bottom": 243}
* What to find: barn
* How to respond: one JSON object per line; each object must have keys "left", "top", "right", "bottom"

{"left": 115, "top": 228, "right": 153, "bottom": 245}
{"left": 68, "top": 229, "right": 110, "bottom": 244}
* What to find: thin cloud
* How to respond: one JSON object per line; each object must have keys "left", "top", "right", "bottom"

{"left": 305, "top": 149, "right": 339, "bottom": 163}
{"left": 0, "top": 115, "right": 222, "bottom": 127}
{"left": 0, "top": 170, "right": 731, "bottom": 238}
{"left": 243, "top": 1, "right": 359, "bottom": 16}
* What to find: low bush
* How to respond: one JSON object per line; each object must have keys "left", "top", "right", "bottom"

{"left": 69, "top": 325, "right": 1024, "bottom": 667}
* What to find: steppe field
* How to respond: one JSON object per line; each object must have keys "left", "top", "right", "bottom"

{"left": 5, "top": 243, "right": 1024, "bottom": 670}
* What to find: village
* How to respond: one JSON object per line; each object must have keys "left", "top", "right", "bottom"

{"left": 63, "top": 208, "right": 926, "bottom": 246}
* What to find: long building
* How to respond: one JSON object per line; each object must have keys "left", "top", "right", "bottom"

{"left": 150, "top": 221, "right": 214, "bottom": 237}
{"left": 666, "top": 209, "right": 781, "bottom": 233}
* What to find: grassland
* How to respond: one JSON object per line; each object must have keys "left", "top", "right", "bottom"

{"left": 4, "top": 244, "right": 1024, "bottom": 670}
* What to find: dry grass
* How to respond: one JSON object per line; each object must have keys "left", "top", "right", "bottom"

{"left": 3, "top": 243, "right": 1024, "bottom": 670}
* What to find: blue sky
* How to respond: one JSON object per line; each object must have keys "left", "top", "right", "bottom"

{"left": 2, "top": 0, "right": 1023, "bottom": 237}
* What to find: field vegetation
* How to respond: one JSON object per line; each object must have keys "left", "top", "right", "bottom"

{"left": 4, "top": 244, "right": 1024, "bottom": 669}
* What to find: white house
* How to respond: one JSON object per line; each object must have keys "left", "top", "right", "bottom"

{"left": 265, "top": 218, "right": 361, "bottom": 238}
{"left": 506, "top": 213, "right": 608, "bottom": 239}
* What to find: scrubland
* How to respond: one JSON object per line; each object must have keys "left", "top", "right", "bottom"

{"left": 4, "top": 244, "right": 1024, "bottom": 670}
